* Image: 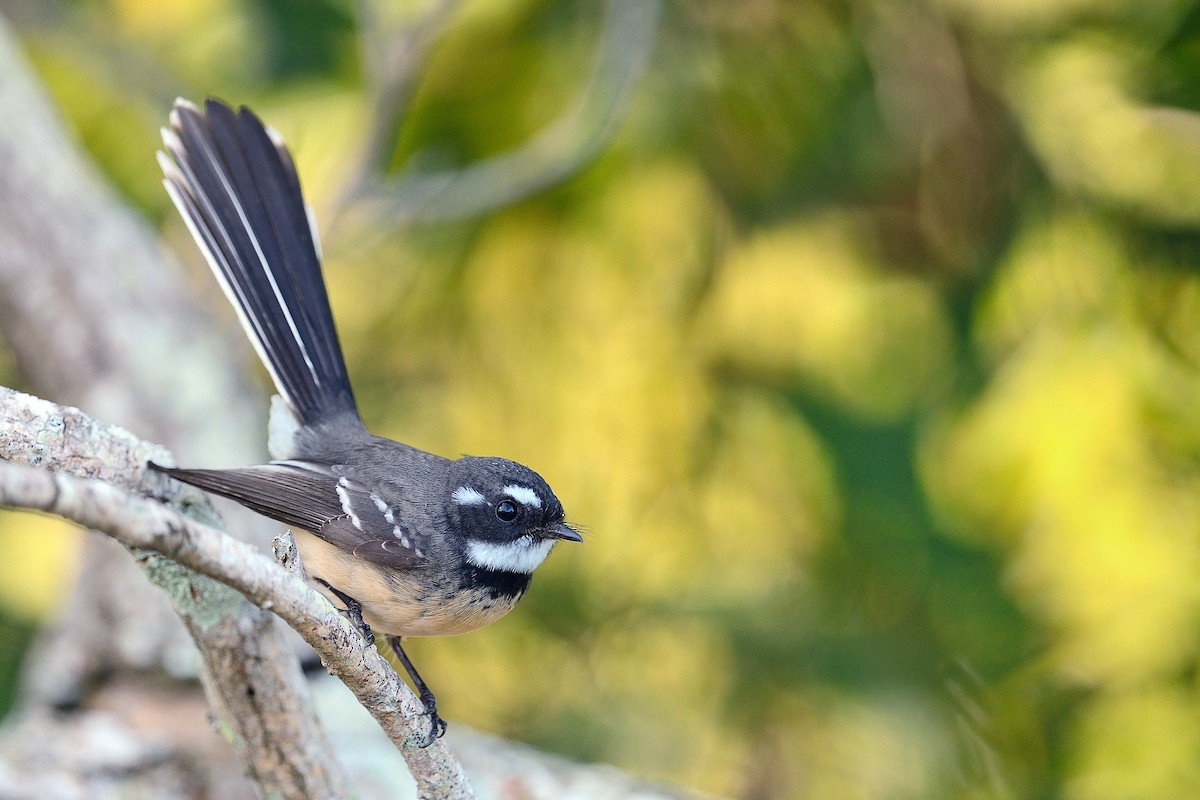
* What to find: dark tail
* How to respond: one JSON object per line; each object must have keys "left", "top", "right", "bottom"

{"left": 160, "top": 98, "right": 356, "bottom": 426}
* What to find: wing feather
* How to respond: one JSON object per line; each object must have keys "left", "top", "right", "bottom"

{"left": 153, "top": 461, "right": 426, "bottom": 568}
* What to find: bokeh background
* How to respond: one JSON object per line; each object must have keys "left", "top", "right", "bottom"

{"left": 4, "top": 0, "right": 1200, "bottom": 797}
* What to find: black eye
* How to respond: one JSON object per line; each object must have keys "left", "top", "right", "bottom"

{"left": 495, "top": 500, "right": 519, "bottom": 522}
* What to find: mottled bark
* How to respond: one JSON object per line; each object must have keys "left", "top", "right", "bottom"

{"left": 0, "top": 387, "right": 350, "bottom": 799}
{"left": 0, "top": 14, "right": 343, "bottom": 799}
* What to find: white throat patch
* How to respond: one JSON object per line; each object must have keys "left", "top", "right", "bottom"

{"left": 465, "top": 536, "right": 553, "bottom": 574}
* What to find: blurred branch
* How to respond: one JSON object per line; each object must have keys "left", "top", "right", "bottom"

{"left": 0, "top": 386, "right": 474, "bottom": 800}
{"left": 340, "top": 0, "right": 661, "bottom": 234}
{"left": 0, "top": 9, "right": 269, "bottom": 711}
{"left": 347, "top": 0, "right": 463, "bottom": 197}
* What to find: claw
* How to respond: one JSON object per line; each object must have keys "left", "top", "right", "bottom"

{"left": 417, "top": 690, "right": 447, "bottom": 747}
{"left": 314, "top": 578, "right": 375, "bottom": 645}
{"left": 344, "top": 598, "right": 375, "bottom": 646}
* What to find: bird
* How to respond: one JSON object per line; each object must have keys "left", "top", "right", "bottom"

{"left": 151, "top": 97, "right": 581, "bottom": 745}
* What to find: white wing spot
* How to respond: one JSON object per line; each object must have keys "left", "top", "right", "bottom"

{"left": 370, "top": 492, "right": 388, "bottom": 513}
{"left": 453, "top": 486, "right": 487, "bottom": 506}
{"left": 335, "top": 482, "right": 363, "bottom": 531}
{"left": 502, "top": 484, "right": 541, "bottom": 509}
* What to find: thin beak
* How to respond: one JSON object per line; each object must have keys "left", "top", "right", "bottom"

{"left": 542, "top": 522, "right": 583, "bottom": 542}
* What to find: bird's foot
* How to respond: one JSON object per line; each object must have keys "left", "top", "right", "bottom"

{"left": 314, "top": 578, "right": 375, "bottom": 645}
{"left": 417, "top": 689, "right": 447, "bottom": 748}
{"left": 386, "top": 634, "right": 448, "bottom": 747}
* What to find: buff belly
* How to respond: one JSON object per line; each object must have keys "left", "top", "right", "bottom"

{"left": 293, "top": 529, "right": 522, "bottom": 637}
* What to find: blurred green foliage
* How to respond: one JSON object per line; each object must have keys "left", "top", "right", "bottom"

{"left": 5, "top": 0, "right": 1200, "bottom": 797}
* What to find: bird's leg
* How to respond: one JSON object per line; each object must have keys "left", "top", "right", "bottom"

{"left": 313, "top": 577, "right": 375, "bottom": 646}
{"left": 387, "top": 635, "right": 447, "bottom": 747}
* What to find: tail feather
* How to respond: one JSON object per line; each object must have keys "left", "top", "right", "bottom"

{"left": 160, "top": 97, "right": 356, "bottom": 426}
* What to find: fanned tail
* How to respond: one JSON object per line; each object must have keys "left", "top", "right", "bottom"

{"left": 159, "top": 97, "right": 357, "bottom": 426}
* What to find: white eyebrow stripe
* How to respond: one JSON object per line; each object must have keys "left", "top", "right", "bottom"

{"left": 453, "top": 486, "right": 487, "bottom": 506}
{"left": 502, "top": 484, "right": 541, "bottom": 509}
{"left": 465, "top": 537, "right": 553, "bottom": 574}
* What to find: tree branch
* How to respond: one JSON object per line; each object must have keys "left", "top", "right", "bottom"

{"left": 0, "top": 386, "right": 473, "bottom": 800}
{"left": 336, "top": 0, "right": 662, "bottom": 239}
